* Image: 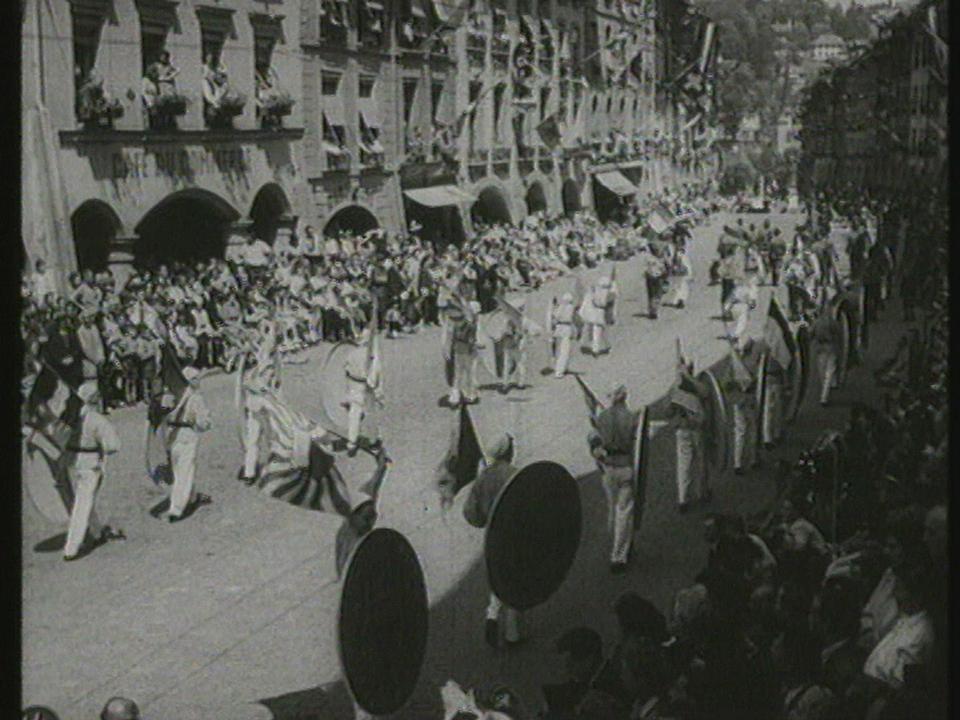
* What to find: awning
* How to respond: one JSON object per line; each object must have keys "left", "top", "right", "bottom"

{"left": 359, "top": 106, "right": 380, "bottom": 130}
{"left": 404, "top": 185, "right": 476, "bottom": 208}
{"left": 594, "top": 171, "right": 637, "bottom": 197}
{"left": 323, "top": 141, "right": 345, "bottom": 156}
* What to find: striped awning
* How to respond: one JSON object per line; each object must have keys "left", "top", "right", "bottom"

{"left": 594, "top": 171, "right": 637, "bottom": 197}
{"left": 404, "top": 185, "right": 476, "bottom": 207}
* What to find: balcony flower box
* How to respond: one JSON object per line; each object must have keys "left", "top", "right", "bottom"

{"left": 217, "top": 92, "right": 247, "bottom": 118}
{"left": 79, "top": 96, "right": 124, "bottom": 126}
{"left": 154, "top": 93, "right": 190, "bottom": 117}
{"left": 263, "top": 92, "right": 295, "bottom": 117}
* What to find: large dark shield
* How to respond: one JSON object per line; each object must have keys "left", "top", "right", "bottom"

{"left": 338, "top": 528, "right": 429, "bottom": 716}
{"left": 633, "top": 407, "right": 650, "bottom": 527}
{"left": 788, "top": 325, "right": 811, "bottom": 422}
{"left": 485, "top": 461, "right": 582, "bottom": 611}
{"left": 697, "top": 370, "right": 729, "bottom": 473}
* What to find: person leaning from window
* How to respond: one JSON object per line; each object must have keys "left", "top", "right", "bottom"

{"left": 202, "top": 53, "right": 229, "bottom": 124}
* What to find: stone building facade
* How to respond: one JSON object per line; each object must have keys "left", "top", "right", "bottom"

{"left": 22, "top": 0, "right": 714, "bottom": 285}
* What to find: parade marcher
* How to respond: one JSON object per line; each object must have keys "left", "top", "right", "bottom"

{"left": 670, "top": 244, "right": 693, "bottom": 309}
{"left": 446, "top": 295, "right": 479, "bottom": 406}
{"left": 810, "top": 299, "right": 843, "bottom": 407}
{"left": 726, "top": 342, "right": 759, "bottom": 475}
{"left": 727, "top": 284, "right": 752, "bottom": 350}
{"left": 761, "top": 353, "right": 787, "bottom": 450}
{"left": 344, "top": 325, "right": 383, "bottom": 457}
{"left": 769, "top": 229, "right": 786, "bottom": 286}
{"left": 717, "top": 248, "right": 739, "bottom": 321}
{"left": 335, "top": 446, "right": 391, "bottom": 578}
{"left": 784, "top": 253, "right": 811, "bottom": 321}
{"left": 643, "top": 247, "right": 667, "bottom": 320}
{"left": 161, "top": 366, "right": 212, "bottom": 522}
{"left": 499, "top": 297, "right": 540, "bottom": 392}
{"left": 579, "top": 275, "right": 615, "bottom": 355}
{"left": 550, "top": 292, "right": 577, "bottom": 378}
{"left": 669, "top": 365, "right": 710, "bottom": 513}
{"left": 238, "top": 321, "right": 281, "bottom": 481}
{"left": 64, "top": 381, "right": 124, "bottom": 561}
{"left": 463, "top": 434, "right": 522, "bottom": 648}
{"left": 587, "top": 384, "right": 639, "bottom": 573}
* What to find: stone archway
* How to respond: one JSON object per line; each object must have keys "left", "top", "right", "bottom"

{"left": 323, "top": 204, "right": 380, "bottom": 238}
{"left": 249, "top": 183, "right": 292, "bottom": 245}
{"left": 71, "top": 200, "right": 122, "bottom": 274}
{"left": 525, "top": 181, "right": 548, "bottom": 216}
{"left": 470, "top": 185, "right": 513, "bottom": 227}
{"left": 134, "top": 189, "right": 240, "bottom": 268}
{"left": 561, "top": 178, "right": 582, "bottom": 216}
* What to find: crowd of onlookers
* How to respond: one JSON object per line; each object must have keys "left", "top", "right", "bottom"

{"left": 20, "top": 183, "right": 715, "bottom": 414}
{"left": 444, "top": 198, "right": 948, "bottom": 720}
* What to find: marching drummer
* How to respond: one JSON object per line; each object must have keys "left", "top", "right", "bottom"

{"left": 669, "top": 362, "right": 710, "bottom": 514}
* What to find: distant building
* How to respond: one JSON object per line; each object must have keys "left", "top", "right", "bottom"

{"left": 812, "top": 33, "right": 848, "bottom": 62}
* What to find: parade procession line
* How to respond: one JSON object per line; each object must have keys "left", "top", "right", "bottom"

{"left": 21, "top": 211, "right": 878, "bottom": 720}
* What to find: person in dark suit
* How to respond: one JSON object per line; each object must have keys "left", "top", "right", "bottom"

{"left": 541, "top": 627, "right": 625, "bottom": 719}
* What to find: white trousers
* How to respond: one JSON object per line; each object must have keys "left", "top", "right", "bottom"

{"left": 448, "top": 349, "right": 476, "bottom": 404}
{"left": 242, "top": 397, "right": 264, "bottom": 478}
{"left": 817, "top": 350, "right": 838, "bottom": 404}
{"left": 676, "top": 428, "right": 707, "bottom": 505}
{"left": 762, "top": 380, "right": 783, "bottom": 445}
{"left": 486, "top": 593, "right": 521, "bottom": 642}
{"left": 731, "top": 303, "right": 750, "bottom": 343}
{"left": 589, "top": 324, "right": 607, "bottom": 354}
{"left": 732, "top": 402, "right": 757, "bottom": 470}
{"left": 64, "top": 467, "right": 103, "bottom": 557}
{"left": 168, "top": 435, "right": 199, "bottom": 517}
{"left": 602, "top": 465, "right": 635, "bottom": 564}
{"left": 674, "top": 277, "right": 691, "bottom": 306}
{"left": 553, "top": 336, "right": 572, "bottom": 378}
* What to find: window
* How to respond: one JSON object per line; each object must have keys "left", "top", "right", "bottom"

{"left": 431, "top": 81, "right": 444, "bottom": 122}
{"left": 322, "top": 73, "right": 341, "bottom": 96}
{"left": 320, "top": 0, "right": 349, "bottom": 44}
{"left": 540, "top": 86, "right": 551, "bottom": 120}
{"left": 71, "top": 2, "right": 111, "bottom": 126}
{"left": 359, "top": 76, "right": 375, "bottom": 98}
{"left": 493, "top": 83, "right": 506, "bottom": 140}
{"left": 403, "top": 78, "right": 418, "bottom": 123}
{"left": 359, "top": 0, "right": 385, "bottom": 46}
{"left": 592, "top": 95, "right": 599, "bottom": 113}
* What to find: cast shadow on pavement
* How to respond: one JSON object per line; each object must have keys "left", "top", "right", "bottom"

{"left": 33, "top": 533, "right": 67, "bottom": 553}
{"left": 257, "top": 352, "right": 780, "bottom": 719}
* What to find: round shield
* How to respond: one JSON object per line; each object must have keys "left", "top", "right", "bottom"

{"left": 320, "top": 341, "right": 354, "bottom": 428}
{"left": 22, "top": 430, "right": 73, "bottom": 525}
{"left": 697, "top": 370, "right": 729, "bottom": 473}
{"left": 485, "top": 461, "right": 582, "bottom": 611}
{"left": 338, "top": 528, "right": 428, "bottom": 716}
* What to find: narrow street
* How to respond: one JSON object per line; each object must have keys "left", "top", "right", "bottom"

{"left": 22, "top": 210, "right": 906, "bottom": 720}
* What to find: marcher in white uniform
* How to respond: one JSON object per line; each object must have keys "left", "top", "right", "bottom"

{"left": 551, "top": 292, "right": 577, "bottom": 378}
{"left": 579, "top": 276, "right": 615, "bottom": 356}
{"left": 671, "top": 246, "right": 693, "bottom": 309}
{"left": 344, "top": 327, "right": 383, "bottom": 456}
{"left": 810, "top": 304, "right": 843, "bottom": 406}
{"left": 588, "top": 384, "right": 640, "bottom": 573}
{"left": 64, "top": 382, "right": 122, "bottom": 560}
{"left": 163, "top": 366, "right": 212, "bottom": 521}
{"left": 727, "top": 344, "right": 758, "bottom": 475}
{"left": 238, "top": 322, "right": 281, "bottom": 481}
{"left": 670, "top": 371, "right": 709, "bottom": 513}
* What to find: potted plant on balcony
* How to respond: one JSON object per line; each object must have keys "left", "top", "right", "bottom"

{"left": 77, "top": 76, "right": 124, "bottom": 128}
{"left": 218, "top": 91, "right": 247, "bottom": 118}
{"left": 263, "top": 91, "right": 295, "bottom": 118}
{"left": 155, "top": 92, "right": 190, "bottom": 117}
